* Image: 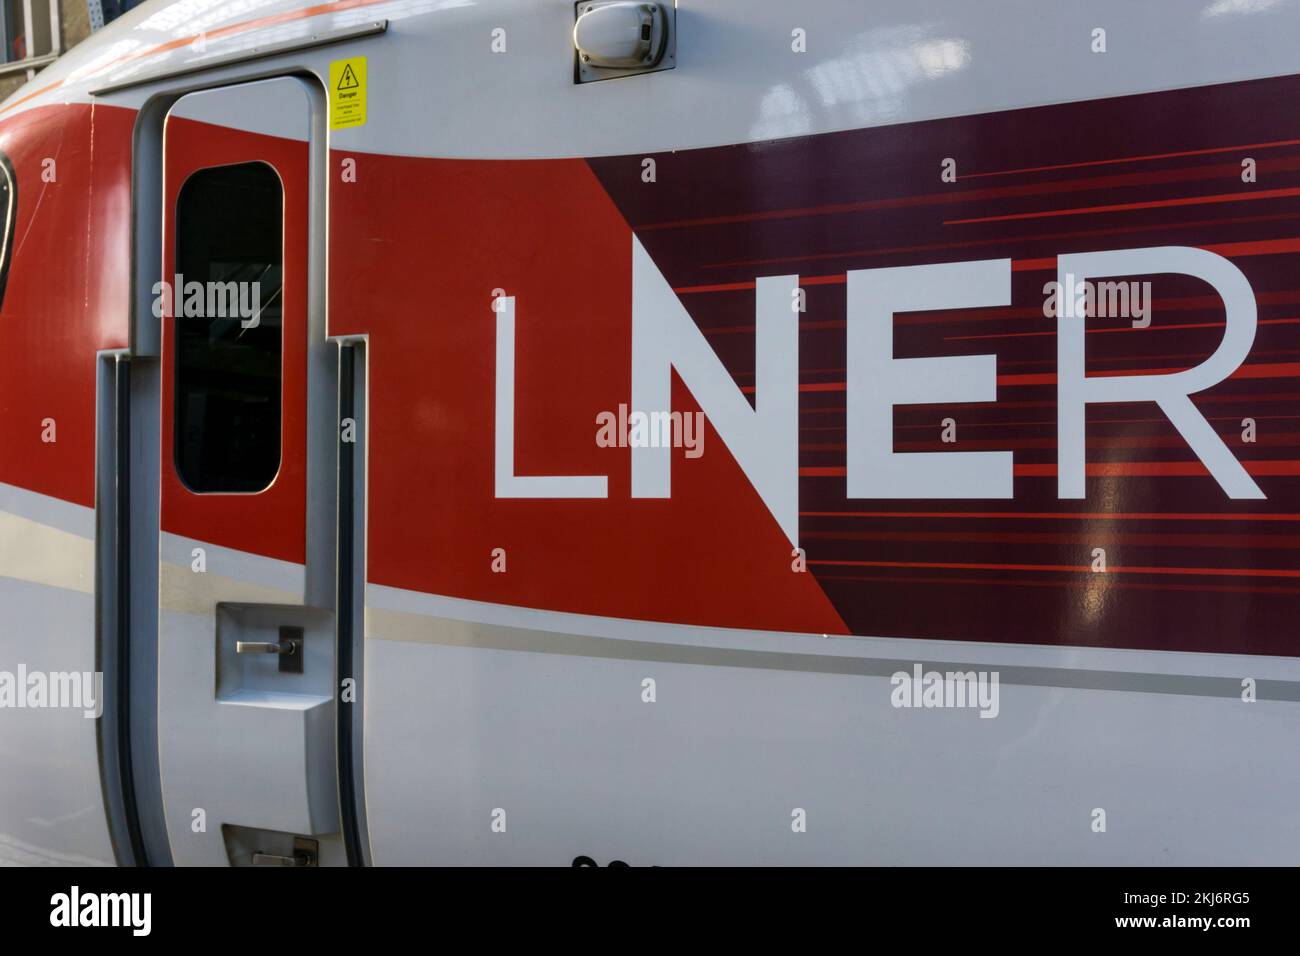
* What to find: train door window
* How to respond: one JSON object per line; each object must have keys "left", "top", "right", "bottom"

{"left": 173, "top": 161, "right": 284, "bottom": 492}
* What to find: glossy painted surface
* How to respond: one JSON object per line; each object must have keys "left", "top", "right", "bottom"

{"left": 0, "top": 104, "right": 132, "bottom": 507}
{"left": 6, "top": 0, "right": 1300, "bottom": 157}
{"left": 1, "top": 0, "right": 1299, "bottom": 865}
{"left": 0, "top": 103, "right": 131, "bottom": 866}
{"left": 362, "top": 588, "right": 1300, "bottom": 865}
{"left": 317, "top": 73, "right": 1300, "bottom": 654}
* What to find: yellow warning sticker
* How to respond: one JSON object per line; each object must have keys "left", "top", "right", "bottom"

{"left": 329, "top": 56, "right": 366, "bottom": 129}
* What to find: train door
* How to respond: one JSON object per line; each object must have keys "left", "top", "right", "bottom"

{"left": 153, "top": 76, "right": 344, "bottom": 866}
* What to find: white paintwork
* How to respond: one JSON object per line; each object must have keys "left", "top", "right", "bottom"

{"left": 155, "top": 531, "right": 341, "bottom": 863}
{"left": 158, "top": 603, "right": 337, "bottom": 862}
{"left": 167, "top": 73, "right": 311, "bottom": 141}
{"left": 0, "top": 483, "right": 114, "bottom": 867}
{"left": 363, "top": 584, "right": 1300, "bottom": 865}
{"left": 1, "top": 0, "right": 1298, "bottom": 158}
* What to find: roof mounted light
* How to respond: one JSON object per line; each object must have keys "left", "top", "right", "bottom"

{"left": 574, "top": 2, "right": 674, "bottom": 82}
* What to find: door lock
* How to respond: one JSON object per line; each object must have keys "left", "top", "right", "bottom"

{"left": 235, "top": 625, "right": 304, "bottom": 673}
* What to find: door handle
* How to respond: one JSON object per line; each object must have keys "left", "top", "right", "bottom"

{"left": 250, "top": 837, "right": 318, "bottom": 867}
{"left": 252, "top": 849, "right": 314, "bottom": 867}
{"left": 236, "top": 640, "right": 296, "bottom": 655}
{"left": 235, "top": 626, "right": 304, "bottom": 674}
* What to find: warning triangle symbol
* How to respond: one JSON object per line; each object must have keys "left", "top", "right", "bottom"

{"left": 337, "top": 65, "right": 359, "bottom": 90}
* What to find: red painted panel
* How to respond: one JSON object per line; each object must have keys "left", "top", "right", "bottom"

{"left": 587, "top": 72, "right": 1300, "bottom": 655}
{"left": 329, "top": 154, "right": 847, "bottom": 634}
{"left": 159, "top": 117, "right": 307, "bottom": 564}
{"left": 8, "top": 74, "right": 1300, "bottom": 654}
{"left": 0, "top": 103, "right": 133, "bottom": 508}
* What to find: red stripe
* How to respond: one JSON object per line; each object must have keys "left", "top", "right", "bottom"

{"left": 801, "top": 527, "right": 1300, "bottom": 547}
{"left": 875, "top": 430, "right": 1300, "bottom": 451}
{"left": 801, "top": 460, "right": 1300, "bottom": 478}
{"left": 997, "top": 361, "right": 1300, "bottom": 387}
{"left": 683, "top": 238, "right": 1300, "bottom": 298}
{"left": 946, "top": 316, "right": 1300, "bottom": 342}
{"left": 802, "top": 391, "right": 1300, "bottom": 413}
{"left": 945, "top": 187, "right": 1300, "bottom": 225}
{"left": 746, "top": 362, "right": 1300, "bottom": 395}
{"left": 1011, "top": 237, "right": 1300, "bottom": 271}
{"left": 1013, "top": 460, "right": 1300, "bottom": 477}
{"left": 884, "top": 414, "right": 1300, "bottom": 430}
{"left": 676, "top": 274, "right": 847, "bottom": 295}
{"left": 701, "top": 211, "right": 1300, "bottom": 272}
{"left": 809, "top": 558, "right": 1300, "bottom": 579}
{"left": 816, "top": 572, "right": 1300, "bottom": 596}
{"left": 993, "top": 346, "right": 1300, "bottom": 366}
{"left": 800, "top": 510, "right": 1300, "bottom": 521}
{"left": 642, "top": 157, "right": 1300, "bottom": 233}
{"left": 959, "top": 138, "right": 1300, "bottom": 180}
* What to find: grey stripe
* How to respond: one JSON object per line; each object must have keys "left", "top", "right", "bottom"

{"left": 377, "top": 616, "right": 1300, "bottom": 702}
{"left": 0, "top": 482, "right": 93, "bottom": 539}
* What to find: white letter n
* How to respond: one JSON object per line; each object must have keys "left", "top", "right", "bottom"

{"left": 630, "top": 237, "right": 799, "bottom": 546}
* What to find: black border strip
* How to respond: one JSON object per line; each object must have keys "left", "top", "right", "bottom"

{"left": 115, "top": 358, "right": 148, "bottom": 865}
{"left": 336, "top": 344, "right": 363, "bottom": 865}
{"left": 0, "top": 150, "right": 17, "bottom": 309}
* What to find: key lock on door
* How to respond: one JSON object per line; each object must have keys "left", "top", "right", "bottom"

{"left": 236, "top": 627, "right": 305, "bottom": 675}
{"left": 154, "top": 76, "right": 349, "bottom": 866}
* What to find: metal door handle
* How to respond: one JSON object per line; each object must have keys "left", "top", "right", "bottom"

{"left": 246, "top": 836, "right": 318, "bottom": 868}
{"left": 236, "top": 640, "right": 296, "bottom": 655}
{"left": 252, "top": 850, "right": 314, "bottom": 867}
{"left": 235, "top": 626, "right": 304, "bottom": 673}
